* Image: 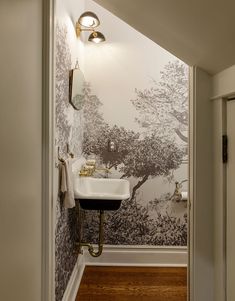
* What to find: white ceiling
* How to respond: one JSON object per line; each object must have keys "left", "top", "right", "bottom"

{"left": 93, "top": 0, "right": 235, "bottom": 74}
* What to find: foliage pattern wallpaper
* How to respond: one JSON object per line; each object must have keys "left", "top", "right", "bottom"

{"left": 55, "top": 24, "right": 82, "bottom": 301}
{"left": 81, "top": 61, "right": 188, "bottom": 245}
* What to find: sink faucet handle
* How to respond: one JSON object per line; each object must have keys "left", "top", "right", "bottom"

{"left": 79, "top": 164, "right": 95, "bottom": 177}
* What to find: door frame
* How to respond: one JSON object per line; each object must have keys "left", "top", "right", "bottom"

{"left": 42, "top": 0, "right": 55, "bottom": 300}
{"left": 189, "top": 67, "right": 215, "bottom": 301}
{"left": 212, "top": 93, "right": 235, "bottom": 301}
{"left": 188, "top": 66, "right": 195, "bottom": 301}
{"left": 225, "top": 95, "right": 235, "bottom": 301}
{"left": 211, "top": 87, "right": 235, "bottom": 301}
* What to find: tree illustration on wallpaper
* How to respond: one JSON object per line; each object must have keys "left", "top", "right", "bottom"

{"left": 131, "top": 60, "right": 188, "bottom": 146}
{"left": 81, "top": 61, "right": 188, "bottom": 246}
{"left": 83, "top": 196, "right": 187, "bottom": 245}
{"left": 119, "top": 135, "right": 183, "bottom": 200}
{"left": 82, "top": 83, "right": 183, "bottom": 200}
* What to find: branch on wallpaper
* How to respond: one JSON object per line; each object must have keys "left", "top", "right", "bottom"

{"left": 174, "top": 128, "right": 188, "bottom": 143}
{"left": 170, "top": 109, "right": 188, "bottom": 126}
{"left": 131, "top": 60, "right": 189, "bottom": 146}
{"left": 130, "top": 175, "right": 148, "bottom": 200}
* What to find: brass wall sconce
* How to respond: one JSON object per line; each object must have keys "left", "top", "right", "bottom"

{"left": 76, "top": 11, "right": 106, "bottom": 43}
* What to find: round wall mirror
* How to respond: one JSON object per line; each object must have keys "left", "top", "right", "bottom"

{"left": 69, "top": 68, "right": 85, "bottom": 110}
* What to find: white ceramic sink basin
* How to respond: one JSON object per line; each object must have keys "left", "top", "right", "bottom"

{"left": 74, "top": 177, "right": 130, "bottom": 200}
{"left": 73, "top": 177, "right": 130, "bottom": 211}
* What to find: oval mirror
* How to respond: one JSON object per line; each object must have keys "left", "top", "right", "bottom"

{"left": 69, "top": 68, "right": 85, "bottom": 110}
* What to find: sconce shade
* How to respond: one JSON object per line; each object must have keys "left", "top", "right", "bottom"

{"left": 78, "top": 11, "right": 100, "bottom": 28}
{"left": 88, "top": 31, "right": 106, "bottom": 43}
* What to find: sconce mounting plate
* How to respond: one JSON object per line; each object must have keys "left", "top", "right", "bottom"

{"left": 76, "top": 22, "right": 81, "bottom": 37}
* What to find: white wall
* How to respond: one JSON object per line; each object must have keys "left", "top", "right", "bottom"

{"left": 85, "top": 0, "right": 180, "bottom": 131}
{"left": 190, "top": 67, "right": 214, "bottom": 301}
{"left": 212, "top": 64, "right": 235, "bottom": 98}
{"left": 0, "top": 1, "right": 42, "bottom": 301}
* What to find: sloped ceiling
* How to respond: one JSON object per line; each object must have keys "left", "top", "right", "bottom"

{"left": 93, "top": 0, "right": 235, "bottom": 74}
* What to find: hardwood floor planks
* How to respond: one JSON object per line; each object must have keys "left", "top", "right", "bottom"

{"left": 76, "top": 266, "right": 187, "bottom": 301}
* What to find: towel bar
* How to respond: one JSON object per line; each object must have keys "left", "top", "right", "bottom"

{"left": 56, "top": 144, "right": 74, "bottom": 168}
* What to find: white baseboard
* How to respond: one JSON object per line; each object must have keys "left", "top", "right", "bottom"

{"left": 63, "top": 245, "right": 187, "bottom": 301}
{"left": 85, "top": 245, "right": 187, "bottom": 267}
{"left": 62, "top": 254, "right": 85, "bottom": 301}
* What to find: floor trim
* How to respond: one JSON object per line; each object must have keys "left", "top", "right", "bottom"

{"left": 85, "top": 245, "right": 187, "bottom": 267}
{"left": 62, "top": 255, "right": 85, "bottom": 301}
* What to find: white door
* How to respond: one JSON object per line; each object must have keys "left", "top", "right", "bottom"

{"left": 227, "top": 100, "right": 235, "bottom": 301}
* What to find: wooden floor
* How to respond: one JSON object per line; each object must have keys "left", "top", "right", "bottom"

{"left": 76, "top": 266, "right": 187, "bottom": 301}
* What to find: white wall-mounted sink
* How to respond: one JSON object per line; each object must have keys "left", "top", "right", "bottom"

{"left": 73, "top": 177, "right": 130, "bottom": 211}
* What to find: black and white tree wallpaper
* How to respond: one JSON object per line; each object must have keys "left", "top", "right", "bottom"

{"left": 55, "top": 1, "right": 188, "bottom": 299}
{"left": 55, "top": 24, "right": 82, "bottom": 301}
{"left": 81, "top": 65, "right": 188, "bottom": 246}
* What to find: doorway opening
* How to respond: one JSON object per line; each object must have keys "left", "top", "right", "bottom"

{"left": 42, "top": 1, "right": 190, "bottom": 300}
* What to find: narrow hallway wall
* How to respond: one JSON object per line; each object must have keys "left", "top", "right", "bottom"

{"left": 55, "top": 0, "right": 85, "bottom": 300}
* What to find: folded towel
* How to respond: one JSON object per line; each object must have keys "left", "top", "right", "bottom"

{"left": 61, "top": 158, "right": 75, "bottom": 208}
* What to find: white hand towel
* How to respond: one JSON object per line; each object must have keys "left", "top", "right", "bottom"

{"left": 61, "top": 158, "right": 75, "bottom": 208}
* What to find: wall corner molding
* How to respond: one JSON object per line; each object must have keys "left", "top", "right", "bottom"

{"left": 62, "top": 255, "right": 85, "bottom": 301}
